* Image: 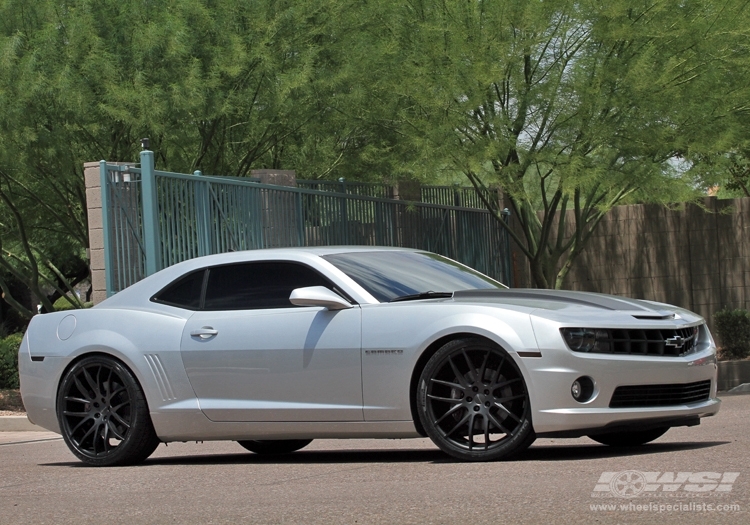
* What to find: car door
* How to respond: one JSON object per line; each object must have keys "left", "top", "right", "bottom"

{"left": 179, "top": 261, "right": 363, "bottom": 422}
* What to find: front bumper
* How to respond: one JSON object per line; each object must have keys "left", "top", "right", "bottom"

{"left": 519, "top": 344, "right": 720, "bottom": 436}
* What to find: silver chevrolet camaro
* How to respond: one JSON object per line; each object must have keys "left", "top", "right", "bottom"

{"left": 19, "top": 247, "right": 720, "bottom": 466}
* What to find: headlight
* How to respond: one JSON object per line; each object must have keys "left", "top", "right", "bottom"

{"left": 560, "top": 328, "right": 611, "bottom": 353}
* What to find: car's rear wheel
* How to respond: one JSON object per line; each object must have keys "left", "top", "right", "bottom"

{"left": 588, "top": 427, "right": 669, "bottom": 447}
{"left": 57, "top": 355, "right": 160, "bottom": 466}
{"left": 237, "top": 439, "right": 313, "bottom": 454}
{"left": 417, "top": 338, "right": 535, "bottom": 461}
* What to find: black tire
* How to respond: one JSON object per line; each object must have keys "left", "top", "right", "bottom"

{"left": 57, "top": 355, "right": 160, "bottom": 466}
{"left": 237, "top": 439, "right": 313, "bottom": 454}
{"left": 588, "top": 427, "right": 669, "bottom": 447}
{"left": 417, "top": 338, "right": 535, "bottom": 461}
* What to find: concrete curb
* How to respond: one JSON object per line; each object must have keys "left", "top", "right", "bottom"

{"left": 719, "top": 383, "right": 750, "bottom": 396}
{"left": 0, "top": 415, "right": 45, "bottom": 432}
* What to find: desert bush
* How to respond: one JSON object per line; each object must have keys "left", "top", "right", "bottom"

{"left": 714, "top": 309, "right": 750, "bottom": 360}
{"left": 0, "top": 333, "right": 23, "bottom": 389}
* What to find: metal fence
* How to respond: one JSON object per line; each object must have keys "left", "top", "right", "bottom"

{"left": 297, "top": 179, "right": 395, "bottom": 199}
{"left": 421, "top": 185, "right": 494, "bottom": 208}
{"left": 297, "top": 179, "right": 491, "bottom": 209}
{"left": 100, "top": 151, "right": 512, "bottom": 296}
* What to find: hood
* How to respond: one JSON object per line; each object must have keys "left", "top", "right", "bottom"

{"left": 451, "top": 289, "right": 702, "bottom": 325}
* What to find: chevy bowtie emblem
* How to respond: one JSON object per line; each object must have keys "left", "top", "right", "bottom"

{"left": 665, "top": 336, "right": 686, "bottom": 349}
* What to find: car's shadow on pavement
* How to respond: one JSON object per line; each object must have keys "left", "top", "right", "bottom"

{"left": 516, "top": 440, "right": 729, "bottom": 461}
{"left": 43, "top": 440, "right": 729, "bottom": 467}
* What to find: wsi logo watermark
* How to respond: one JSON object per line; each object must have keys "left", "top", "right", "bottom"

{"left": 592, "top": 471, "right": 740, "bottom": 498}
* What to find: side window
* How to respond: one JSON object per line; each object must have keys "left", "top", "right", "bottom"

{"left": 203, "top": 261, "right": 334, "bottom": 311}
{"left": 152, "top": 269, "right": 205, "bottom": 309}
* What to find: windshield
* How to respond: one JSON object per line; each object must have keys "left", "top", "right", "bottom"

{"left": 322, "top": 251, "right": 506, "bottom": 302}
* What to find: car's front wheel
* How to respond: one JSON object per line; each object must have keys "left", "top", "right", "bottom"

{"left": 57, "top": 355, "right": 160, "bottom": 466}
{"left": 237, "top": 439, "right": 313, "bottom": 454}
{"left": 417, "top": 338, "right": 535, "bottom": 461}
{"left": 588, "top": 427, "right": 669, "bottom": 447}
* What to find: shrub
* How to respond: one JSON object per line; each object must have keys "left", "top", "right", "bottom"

{"left": 0, "top": 333, "right": 23, "bottom": 389}
{"left": 714, "top": 309, "right": 750, "bottom": 360}
{"left": 52, "top": 296, "right": 93, "bottom": 311}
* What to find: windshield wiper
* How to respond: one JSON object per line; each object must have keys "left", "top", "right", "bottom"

{"left": 389, "top": 291, "right": 453, "bottom": 303}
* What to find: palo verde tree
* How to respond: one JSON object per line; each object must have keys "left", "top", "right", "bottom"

{"left": 356, "top": 0, "right": 750, "bottom": 288}
{"left": 0, "top": 0, "right": 356, "bottom": 319}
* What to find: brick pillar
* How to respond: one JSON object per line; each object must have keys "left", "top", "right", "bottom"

{"left": 84, "top": 161, "right": 107, "bottom": 305}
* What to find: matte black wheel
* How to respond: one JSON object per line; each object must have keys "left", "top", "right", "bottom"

{"left": 588, "top": 427, "right": 669, "bottom": 447}
{"left": 417, "top": 338, "right": 535, "bottom": 461}
{"left": 237, "top": 439, "right": 313, "bottom": 454}
{"left": 57, "top": 355, "right": 160, "bottom": 466}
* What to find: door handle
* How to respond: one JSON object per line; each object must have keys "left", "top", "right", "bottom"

{"left": 190, "top": 327, "right": 218, "bottom": 339}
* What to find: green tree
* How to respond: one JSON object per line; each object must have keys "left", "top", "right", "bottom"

{"left": 0, "top": 0, "right": 360, "bottom": 318}
{"left": 352, "top": 0, "right": 750, "bottom": 288}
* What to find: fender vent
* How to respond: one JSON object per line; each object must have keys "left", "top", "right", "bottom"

{"left": 144, "top": 354, "right": 176, "bottom": 401}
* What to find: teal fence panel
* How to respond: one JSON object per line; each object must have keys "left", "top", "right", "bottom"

{"left": 297, "top": 179, "right": 394, "bottom": 199}
{"left": 100, "top": 152, "right": 512, "bottom": 296}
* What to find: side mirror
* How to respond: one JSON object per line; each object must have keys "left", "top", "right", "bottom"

{"left": 289, "top": 286, "right": 353, "bottom": 310}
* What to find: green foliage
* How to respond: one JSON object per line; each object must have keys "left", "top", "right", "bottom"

{"left": 0, "top": 0, "right": 363, "bottom": 318}
{"left": 0, "top": 333, "right": 22, "bottom": 389}
{"left": 0, "top": 0, "right": 749, "bottom": 312}
{"left": 338, "top": 0, "right": 750, "bottom": 288}
{"left": 714, "top": 309, "right": 750, "bottom": 360}
{"left": 52, "top": 295, "right": 93, "bottom": 311}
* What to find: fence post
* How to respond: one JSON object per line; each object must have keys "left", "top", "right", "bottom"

{"left": 296, "top": 192, "right": 305, "bottom": 246}
{"left": 338, "top": 177, "right": 349, "bottom": 243}
{"left": 194, "top": 170, "right": 212, "bottom": 256}
{"left": 140, "top": 149, "right": 161, "bottom": 275}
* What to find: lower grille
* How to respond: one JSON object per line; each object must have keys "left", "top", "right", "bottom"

{"left": 609, "top": 380, "right": 711, "bottom": 408}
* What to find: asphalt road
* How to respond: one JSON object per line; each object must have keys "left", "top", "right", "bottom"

{"left": 1, "top": 395, "right": 748, "bottom": 525}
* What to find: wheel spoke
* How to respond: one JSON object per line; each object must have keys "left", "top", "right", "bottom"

{"left": 433, "top": 403, "right": 464, "bottom": 425}
{"left": 492, "top": 377, "right": 521, "bottom": 390}
{"left": 483, "top": 415, "right": 490, "bottom": 449}
{"left": 430, "top": 378, "right": 464, "bottom": 390}
{"left": 110, "top": 411, "right": 131, "bottom": 429}
{"left": 105, "top": 366, "right": 114, "bottom": 396}
{"left": 95, "top": 366, "right": 103, "bottom": 393}
{"left": 102, "top": 421, "right": 110, "bottom": 452}
{"left": 111, "top": 400, "right": 131, "bottom": 413}
{"left": 93, "top": 422, "right": 105, "bottom": 455}
{"left": 447, "top": 357, "right": 470, "bottom": 388}
{"left": 488, "top": 413, "right": 511, "bottom": 435}
{"left": 427, "top": 394, "right": 463, "bottom": 404}
{"left": 82, "top": 367, "right": 99, "bottom": 396}
{"left": 477, "top": 350, "right": 490, "bottom": 382}
{"left": 70, "top": 415, "right": 94, "bottom": 435}
{"left": 109, "top": 386, "right": 127, "bottom": 399}
{"left": 461, "top": 350, "right": 476, "bottom": 382}
{"left": 494, "top": 401, "right": 522, "bottom": 423}
{"left": 496, "top": 393, "right": 526, "bottom": 403}
{"left": 107, "top": 421, "right": 126, "bottom": 440}
{"left": 63, "top": 410, "right": 88, "bottom": 417}
{"left": 64, "top": 396, "right": 89, "bottom": 404}
{"left": 77, "top": 421, "right": 98, "bottom": 447}
{"left": 468, "top": 413, "right": 476, "bottom": 449}
{"left": 489, "top": 355, "right": 505, "bottom": 384}
{"left": 72, "top": 375, "right": 92, "bottom": 400}
{"left": 444, "top": 412, "right": 471, "bottom": 438}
